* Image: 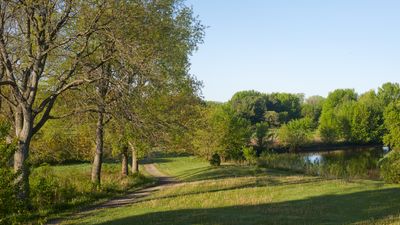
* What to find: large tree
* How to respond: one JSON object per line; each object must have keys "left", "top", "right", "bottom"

{"left": 0, "top": 0, "right": 107, "bottom": 201}
{"left": 86, "top": 0, "right": 204, "bottom": 183}
{"left": 318, "top": 89, "right": 357, "bottom": 143}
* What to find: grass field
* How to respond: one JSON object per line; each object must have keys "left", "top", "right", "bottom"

{"left": 63, "top": 156, "right": 400, "bottom": 225}
{"left": 29, "top": 163, "right": 152, "bottom": 223}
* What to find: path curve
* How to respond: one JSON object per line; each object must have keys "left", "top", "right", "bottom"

{"left": 47, "top": 163, "right": 177, "bottom": 225}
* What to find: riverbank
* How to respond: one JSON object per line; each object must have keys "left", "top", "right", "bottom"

{"left": 271, "top": 142, "right": 382, "bottom": 153}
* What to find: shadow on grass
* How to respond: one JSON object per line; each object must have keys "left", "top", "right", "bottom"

{"left": 178, "top": 165, "right": 297, "bottom": 182}
{"left": 134, "top": 176, "right": 324, "bottom": 206}
{"left": 95, "top": 188, "right": 400, "bottom": 225}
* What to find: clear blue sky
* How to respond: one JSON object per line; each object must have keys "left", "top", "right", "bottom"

{"left": 187, "top": 0, "right": 400, "bottom": 102}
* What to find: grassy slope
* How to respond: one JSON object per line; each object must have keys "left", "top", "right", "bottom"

{"left": 63, "top": 157, "right": 400, "bottom": 225}
{"left": 31, "top": 163, "right": 152, "bottom": 222}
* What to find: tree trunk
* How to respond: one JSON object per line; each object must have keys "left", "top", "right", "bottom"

{"left": 14, "top": 107, "right": 33, "bottom": 202}
{"left": 91, "top": 110, "right": 104, "bottom": 186}
{"left": 14, "top": 139, "right": 31, "bottom": 201}
{"left": 121, "top": 146, "right": 129, "bottom": 176}
{"left": 129, "top": 142, "right": 139, "bottom": 174}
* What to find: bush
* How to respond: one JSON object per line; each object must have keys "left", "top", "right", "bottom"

{"left": 242, "top": 146, "right": 257, "bottom": 164}
{"left": 0, "top": 122, "right": 20, "bottom": 225}
{"left": 209, "top": 153, "right": 221, "bottom": 166}
{"left": 379, "top": 150, "right": 400, "bottom": 183}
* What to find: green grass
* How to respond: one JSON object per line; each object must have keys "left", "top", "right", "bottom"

{"left": 29, "top": 163, "right": 153, "bottom": 223}
{"left": 151, "top": 156, "right": 210, "bottom": 180}
{"left": 62, "top": 156, "right": 400, "bottom": 225}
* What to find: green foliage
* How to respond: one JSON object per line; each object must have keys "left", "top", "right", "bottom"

{"left": 193, "top": 103, "right": 251, "bottom": 161}
{"left": 266, "top": 93, "right": 303, "bottom": 123}
{"left": 318, "top": 89, "right": 357, "bottom": 143}
{"left": 377, "top": 82, "right": 400, "bottom": 105}
{"left": 252, "top": 122, "right": 272, "bottom": 151}
{"left": 242, "top": 146, "right": 257, "bottom": 164}
{"left": 350, "top": 91, "right": 383, "bottom": 144}
{"left": 0, "top": 122, "right": 20, "bottom": 225}
{"left": 28, "top": 163, "right": 152, "bottom": 219}
{"left": 379, "top": 150, "right": 400, "bottom": 183}
{"left": 383, "top": 101, "right": 400, "bottom": 148}
{"left": 30, "top": 115, "right": 94, "bottom": 165}
{"left": 278, "top": 118, "right": 313, "bottom": 151}
{"left": 209, "top": 153, "right": 221, "bottom": 166}
{"left": 229, "top": 90, "right": 267, "bottom": 124}
{"left": 192, "top": 103, "right": 226, "bottom": 158}
{"left": 264, "top": 111, "right": 280, "bottom": 127}
{"left": 30, "top": 165, "right": 65, "bottom": 210}
{"left": 335, "top": 101, "right": 355, "bottom": 141}
{"left": 301, "top": 95, "right": 325, "bottom": 126}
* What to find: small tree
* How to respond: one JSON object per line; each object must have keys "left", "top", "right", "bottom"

{"left": 278, "top": 118, "right": 313, "bottom": 152}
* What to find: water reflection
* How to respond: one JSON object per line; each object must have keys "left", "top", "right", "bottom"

{"left": 304, "top": 147, "right": 386, "bottom": 165}
{"left": 302, "top": 147, "right": 387, "bottom": 179}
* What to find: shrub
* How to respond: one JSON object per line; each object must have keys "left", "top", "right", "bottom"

{"left": 242, "top": 146, "right": 257, "bottom": 164}
{"left": 0, "top": 121, "right": 20, "bottom": 225}
{"left": 209, "top": 153, "right": 221, "bottom": 166}
{"left": 379, "top": 150, "right": 400, "bottom": 183}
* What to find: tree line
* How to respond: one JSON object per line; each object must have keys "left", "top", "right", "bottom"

{"left": 0, "top": 0, "right": 204, "bottom": 209}
{"left": 191, "top": 82, "right": 400, "bottom": 161}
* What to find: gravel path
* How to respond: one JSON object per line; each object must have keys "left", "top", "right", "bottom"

{"left": 47, "top": 163, "right": 177, "bottom": 225}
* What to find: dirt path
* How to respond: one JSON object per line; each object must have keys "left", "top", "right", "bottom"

{"left": 47, "top": 163, "right": 177, "bottom": 225}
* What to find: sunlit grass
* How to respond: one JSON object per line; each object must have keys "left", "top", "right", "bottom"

{"left": 62, "top": 157, "right": 400, "bottom": 225}
{"left": 29, "top": 163, "right": 153, "bottom": 222}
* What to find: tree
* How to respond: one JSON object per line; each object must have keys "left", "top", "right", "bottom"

{"left": 318, "top": 89, "right": 357, "bottom": 143}
{"left": 350, "top": 91, "right": 383, "bottom": 144}
{"left": 192, "top": 103, "right": 251, "bottom": 161}
{"left": 65, "top": 0, "right": 204, "bottom": 185}
{"left": 252, "top": 122, "right": 272, "bottom": 154}
{"left": 264, "top": 111, "right": 280, "bottom": 127}
{"left": 383, "top": 101, "right": 400, "bottom": 149}
{"left": 229, "top": 90, "right": 267, "bottom": 124}
{"left": 116, "top": 0, "right": 203, "bottom": 173}
{"left": 0, "top": 0, "right": 107, "bottom": 201}
{"left": 278, "top": 118, "right": 313, "bottom": 152}
{"left": 377, "top": 82, "right": 400, "bottom": 105}
{"left": 266, "top": 93, "right": 303, "bottom": 123}
{"left": 192, "top": 103, "right": 224, "bottom": 159}
{"left": 301, "top": 95, "right": 324, "bottom": 126}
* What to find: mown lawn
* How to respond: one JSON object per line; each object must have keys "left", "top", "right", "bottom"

{"left": 63, "top": 156, "right": 400, "bottom": 225}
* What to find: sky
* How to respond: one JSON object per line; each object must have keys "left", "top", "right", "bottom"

{"left": 186, "top": 0, "right": 400, "bottom": 102}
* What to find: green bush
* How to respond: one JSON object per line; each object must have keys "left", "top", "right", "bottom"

{"left": 0, "top": 121, "right": 21, "bottom": 225}
{"left": 278, "top": 118, "right": 313, "bottom": 151}
{"left": 242, "top": 146, "right": 257, "bottom": 164}
{"left": 379, "top": 150, "right": 400, "bottom": 183}
{"left": 209, "top": 153, "right": 221, "bottom": 166}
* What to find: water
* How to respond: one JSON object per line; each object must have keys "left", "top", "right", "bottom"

{"left": 302, "top": 146, "right": 388, "bottom": 179}
{"left": 304, "top": 147, "right": 387, "bottom": 164}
